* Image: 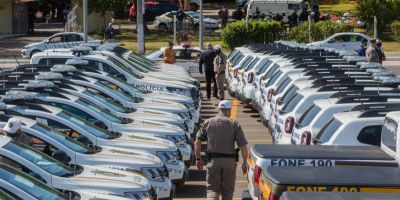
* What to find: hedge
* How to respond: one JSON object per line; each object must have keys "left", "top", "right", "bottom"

{"left": 391, "top": 21, "right": 400, "bottom": 42}
{"left": 221, "top": 20, "right": 283, "bottom": 50}
{"left": 288, "top": 21, "right": 353, "bottom": 43}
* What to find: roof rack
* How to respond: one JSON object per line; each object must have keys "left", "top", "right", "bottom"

{"left": 358, "top": 109, "right": 396, "bottom": 118}
{"left": 352, "top": 103, "right": 400, "bottom": 112}
{"left": 337, "top": 94, "right": 400, "bottom": 104}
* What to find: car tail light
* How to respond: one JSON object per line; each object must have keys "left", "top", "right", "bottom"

{"left": 301, "top": 131, "right": 312, "bottom": 145}
{"left": 267, "top": 89, "right": 275, "bottom": 102}
{"left": 253, "top": 165, "right": 262, "bottom": 186}
{"left": 268, "top": 192, "right": 278, "bottom": 200}
{"left": 234, "top": 69, "right": 239, "bottom": 78}
{"left": 248, "top": 72, "right": 254, "bottom": 83}
{"left": 277, "top": 97, "right": 283, "bottom": 105}
{"left": 284, "top": 117, "right": 295, "bottom": 133}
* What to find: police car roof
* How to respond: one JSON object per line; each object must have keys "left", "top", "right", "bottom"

{"left": 281, "top": 192, "right": 400, "bottom": 200}
{"left": 250, "top": 144, "right": 393, "bottom": 160}
{"left": 266, "top": 166, "right": 400, "bottom": 186}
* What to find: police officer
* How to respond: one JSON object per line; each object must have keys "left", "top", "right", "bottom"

{"left": 195, "top": 100, "right": 249, "bottom": 200}
{"left": 199, "top": 43, "right": 218, "bottom": 100}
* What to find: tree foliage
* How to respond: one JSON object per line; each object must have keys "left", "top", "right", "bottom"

{"left": 72, "top": 0, "right": 128, "bottom": 14}
{"left": 356, "top": 0, "right": 400, "bottom": 37}
{"left": 288, "top": 21, "right": 353, "bottom": 43}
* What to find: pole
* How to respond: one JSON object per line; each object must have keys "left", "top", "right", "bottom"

{"left": 173, "top": 15, "right": 177, "bottom": 45}
{"left": 137, "top": 0, "right": 145, "bottom": 55}
{"left": 199, "top": 0, "right": 204, "bottom": 49}
{"left": 83, "top": 0, "right": 88, "bottom": 43}
{"left": 308, "top": 15, "right": 312, "bottom": 43}
{"left": 373, "top": 16, "right": 377, "bottom": 38}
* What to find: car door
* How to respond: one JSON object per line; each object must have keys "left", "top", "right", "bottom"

{"left": 146, "top": 5, "right": 162, "bottom": 21}
{"left": 175, "top": 48, "right": 202, "bottom": 78}
{"left": 65, "top": 34, "right": 84, "bottom": 48}
{"left": 45, "top": 34, "right": 67, "bottom": 49}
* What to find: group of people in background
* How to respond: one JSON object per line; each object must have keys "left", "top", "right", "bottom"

{"left": 357, "top": 38, "right": 386, "bottom": 64}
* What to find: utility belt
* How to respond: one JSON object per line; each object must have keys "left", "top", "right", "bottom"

{"left": 206, "top": 148, "right": 240, "bottom": 162}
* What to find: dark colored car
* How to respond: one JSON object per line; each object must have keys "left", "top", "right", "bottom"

{"left": 129, "top": 2, "right": 179, "bottom": 21}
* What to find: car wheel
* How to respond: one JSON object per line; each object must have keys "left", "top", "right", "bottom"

{"left": 30, "top": 50, "right": 41, "bottom": 58}
{"left": 159, "top": 23, "right": 169, "bottom": 31}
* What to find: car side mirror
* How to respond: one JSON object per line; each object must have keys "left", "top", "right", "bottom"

{"left": 75, "top": 135, "right": 93, "bottom": 146}
{"left": 52, "top": 150, "right": 71, "bottom": 164}
{"left": 93, "top": 120, "right": 108, "bottom": 130}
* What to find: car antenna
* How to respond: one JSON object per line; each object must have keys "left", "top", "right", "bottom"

{"left": 12, "top": 55, "right": 20, "bottom": 67}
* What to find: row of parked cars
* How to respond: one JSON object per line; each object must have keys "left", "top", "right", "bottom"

{"left": 1, "top": 42, "right": 201, "bottom": 199}
{"left": 225, "top": 42, "right": 400, "bottom": 199}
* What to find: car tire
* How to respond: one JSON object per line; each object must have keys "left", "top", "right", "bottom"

{"left": 159, "top": 23, "right": 169, "bottom": 32}
{"left": 30, "top": 50, "right": 41, "bottom": 58}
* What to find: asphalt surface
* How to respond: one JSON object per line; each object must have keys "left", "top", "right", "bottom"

{"left": 175, "top": 86, "right": 272, "bottom": 200}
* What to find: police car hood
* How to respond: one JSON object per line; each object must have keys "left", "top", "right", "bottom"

{"left": 141, "top": 76, "right": 196, "bottom": 89}
{"left": 146, "top": 71, "right": 195, "bottom": 83}
{"left": 65, "top": 165, "right": 150, "bottom": 191}
{"left": 111, "top": 134, "right": 177, "bottom": 151}
{"left": 76, "top": 190, "right": 132, "bottom": 200}
{"left": 99, "top": 146, "right": 163, "bottom": 165}
{"left": 145, "top": 91, "right": 194, "bottom": 104}
{"left": 124, "top": 108, "right": 184, "bottom": 121}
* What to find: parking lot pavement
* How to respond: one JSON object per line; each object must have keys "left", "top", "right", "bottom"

{"left": 175, "top": 85, "right": 272, "bottom": 199}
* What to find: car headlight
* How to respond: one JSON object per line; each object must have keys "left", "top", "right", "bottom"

{"left": 165, "top": 135, "right": 189, "bottom": 146}
{"left": 125, "top": 190, "right": 155, "bottom": 200}
{"left": 156, "top": 151, "right": 180, "bottom": 164}
{"left": 141, "top": 168, "right": 164, "bottom": 182}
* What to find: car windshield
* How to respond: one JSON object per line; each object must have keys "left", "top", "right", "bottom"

{"left": 276, "top": 78, "right": 291, "bottom": 94}
{"left": 127, "top": 50, "right": 155, "bottom": 66}
{"left": 31, "top": 124, "right": 92, "bottom": 154}
{"left": 297, "top": 105, "right": 322, "bottom": 128}
{"left": 265, "top": 71, "right": 283, "bottom": 87}
{"left": 114, "top": 53, "right": 149, "bottom": 73}
{"left": 57, "top": 111, "right": 113, "bottom": 139}
{"left": 0, "top": 165, "right": 67, "bottom": 200}
{"left": 82, "top": 91, "right": 129, "bottom": 113}
{"left": 244, "top": 57, "right": 260, "bottom": 71}
{"left": 107, "top": 57, "right": 142, "bottom": 79}
{"left": 263, "top": 64, "right": 279, "bottom": 79}
{"left": 3, "top": 141, "right": 74, "bottom": 177}
{"left": 280, "top": 86, "right": 299, "bottom": 106}
{"left": 94, "top": 82, "right": 137, "bottom": 103}
{"left": 240, "top": 57, "right": 253, "bottom": 70}
{"left": 75, "top": 99, "right": 124, "bottom": 124}
{"left": 314, "top": 118, "right": 342, "bottom": 144}
{"left": 281, "top": 94, "right": 303, "bottom": 113}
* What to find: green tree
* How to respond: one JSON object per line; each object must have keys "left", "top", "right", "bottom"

{"left": 356, "top": 0, "right": 399, "bottom": 38}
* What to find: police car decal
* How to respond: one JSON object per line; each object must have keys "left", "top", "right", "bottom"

{"left": 267, "top": 159, "right": 335, "bottom": 167}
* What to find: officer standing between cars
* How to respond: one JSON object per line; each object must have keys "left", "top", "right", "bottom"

{"left": 195, "top": 100, "right": 249, "bottom": 200}
{"left": 199, "top": 43, "right": 218, "bottom": 100}
{"left": 214, "top": 45, "right": 227, "bottom": 100}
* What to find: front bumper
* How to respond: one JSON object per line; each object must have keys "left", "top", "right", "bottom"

{"left": 166, "top": 161, "right": 186, "bottom": 181}
{"left": 152, "top": 178, "right": 173, "bottom": 199}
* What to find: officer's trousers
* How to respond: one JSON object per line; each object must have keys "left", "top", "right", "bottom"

{"left": 205, "top": 69, "right": 218, "bottom": 99}
{"left": 216, "top": 73, "right": 225, "bottom": 100}
{"left": 206, "top": 158, "right": 237, "bottom": 200}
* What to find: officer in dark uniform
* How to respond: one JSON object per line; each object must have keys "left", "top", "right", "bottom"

{"left": 195, "top": 100, "right": 249, "bottom": 200}
{"left": 199, "top": 43, "right": 218, "bottom": 100}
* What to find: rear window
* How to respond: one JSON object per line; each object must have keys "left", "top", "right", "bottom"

{"left": 280, "top": 86, "right": 298, "bottom": 106}
{"left": 382, "top": 118, "right": 397, "bottom": 152}
{"left": 314, "top": 119, "right": 342, "bottom": 144}
{"left": 276, "top": 78, "right": 291, "bottom": 95}
{"left": 297, "top": 104, "right": 321, "bottom": 128}
{"left": 266, "top": 71, "right": 283, "bottom": 87}
{"left": 281, "top": 94, "right": 303, "bottom": 113}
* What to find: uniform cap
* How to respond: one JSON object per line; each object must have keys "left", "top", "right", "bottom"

{"left": 3, "top": 118, "right": 22, "bottom": 134}
{"left": 214, "top": 45, "right": 222, "bottom": 50}
{"left": 218, "top": 100, "right": 232, "bottom": 109}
